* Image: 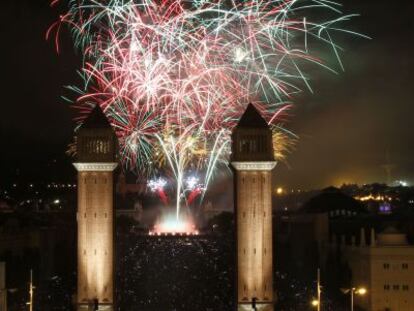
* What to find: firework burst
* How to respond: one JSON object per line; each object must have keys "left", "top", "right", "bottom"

{"left": 50, "top": 0, "right": 364, "bottom": 218}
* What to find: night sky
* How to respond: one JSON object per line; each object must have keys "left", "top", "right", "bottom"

{"left": 1, "top": 0, "right": 413, "bottom": 189}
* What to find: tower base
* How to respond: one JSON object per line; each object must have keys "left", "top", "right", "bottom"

{"left": 77, "top": 303, "right": 113, "bottom": 311}
{"left": 238, "top": 302, "right": 273, "bottom": 311}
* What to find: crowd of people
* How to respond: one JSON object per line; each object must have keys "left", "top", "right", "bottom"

{"left": 116, "top": 233, "right": 235, "bottom": 311}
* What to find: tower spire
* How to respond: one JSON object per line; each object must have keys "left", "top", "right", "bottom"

{"left": 80, "top": 105, "right": 112, "bottom": 129}
{"left": 381, "top": 148, "right": 395, "bottom": 185}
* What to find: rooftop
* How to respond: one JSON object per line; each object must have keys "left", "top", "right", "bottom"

{"left": 80, "top": 105, "right": 112, "bottom": 129}
{"left": 236, "top": 103, "right": 269, "bottom": 129}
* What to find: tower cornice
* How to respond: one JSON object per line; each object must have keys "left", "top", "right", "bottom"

{"left": 73, "top": 163, "right": 118, "bottom": 172}
{"left": 231, "top": 161, "right": 276, "bottom": 171}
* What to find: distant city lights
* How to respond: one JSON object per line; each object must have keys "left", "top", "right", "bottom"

{"left": 354, "top": 194, "right": 392, "bottom": 202}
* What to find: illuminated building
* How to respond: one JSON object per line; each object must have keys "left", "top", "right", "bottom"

{"left": 74, "top": 106, "right": 118, "bottom": 311}
{"left": 231, "top": 104, "right": 276, "bottom": 311}
{"left": 0, "top": 262, "right": 6, "bottom": 311}
{"left": 342, "top": 227, "right": 414, "bottom": 311}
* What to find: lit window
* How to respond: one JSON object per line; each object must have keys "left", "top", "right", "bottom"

{"left": 239, "top": 136, "right": 258, "bottom": 153}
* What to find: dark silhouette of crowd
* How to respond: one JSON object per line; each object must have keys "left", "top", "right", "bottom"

{"left": 116, "top": 233, "right": 234, "bottom": 311}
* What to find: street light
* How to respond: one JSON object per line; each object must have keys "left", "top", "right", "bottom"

{"left": 26, "top": 270, "right": 35, "bottom": 311}
{"left": 355, "top": 288, "right": 367, "bottom": 295}
{"left": 312, "top": 268, "right": 322, "bottom": 311}
{"left": 311, "top": 299, "right": 319, "bottom": 307}
{"left": 342, "top": 287, "right": 367, "bottom": 311}
{"left": 310, "top": 269, "right": 322, "bottom": 309}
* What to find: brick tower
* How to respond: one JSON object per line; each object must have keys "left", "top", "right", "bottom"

{"left": 231, "top": 104, "right": 276, "bottom": 311}
{"left": 73, "top": 105, "right": 117, "bottom": 311}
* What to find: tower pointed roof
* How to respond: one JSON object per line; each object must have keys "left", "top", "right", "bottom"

{"left": 236, "top": 103, "right": 269, "bottom": 129}
{"left": 80, "top": 105, "right": 112, "bottom": 129}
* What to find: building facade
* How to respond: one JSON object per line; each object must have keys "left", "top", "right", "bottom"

{"left": 74, "top": 106, "right": 118, "bottom": 311}
{"left": 0, "top": 262, "right": 6, "bottom": 311}
{"left": 231, "top": 104, "right": 276, "bottom": 311}
{"left": 343, "top": 227, "right": 414, "bottom": 311}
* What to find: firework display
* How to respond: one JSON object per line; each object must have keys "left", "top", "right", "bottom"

{"left": 50, "top": 0, "right": 361, "bottom": 217}
{"left": 148, "top": 177, "right": 169, "bottom": 204}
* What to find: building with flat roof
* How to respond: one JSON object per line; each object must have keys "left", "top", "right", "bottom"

{"left": 342, "top": 227, "right": 414, "bottom": 311}
{"left": 0, "top": 262, "right": 6, "bottom": 311}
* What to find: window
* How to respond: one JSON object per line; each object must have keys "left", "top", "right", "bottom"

{"left": 393, "top": 285, "right": 400, "bottom": 290}
{"left": 403, "top": 285, "right": 409, "bottom": 291}
{"left": 257, "top": 135, "right": 267, "bottom": 153}
{"left": 402, "top": 263, "right": 409, "bottom": 269}
{"left": 240, "top": 138, "right": 257, "bottom": 153}
{"left": 383, "top": 263, "right": 390, "bottom": 269}
{"left": 85, "top": 137, "right": 110, "bottom": 155}
{"left": 384, "top": 284, "right": 390, "bottom": 290}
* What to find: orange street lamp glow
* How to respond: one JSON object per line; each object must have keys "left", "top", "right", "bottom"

{"left": 355, "top": 287, "right": 367, "bottom": 295}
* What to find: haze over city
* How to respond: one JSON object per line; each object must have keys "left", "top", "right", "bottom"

{"left": 1, "top": 0, "right": 414, "bottom": 189}
{"left": 1, "top": 1, "right": 414, "bottom": 311}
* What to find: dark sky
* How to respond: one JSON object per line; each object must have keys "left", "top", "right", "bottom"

{"left": 1, "top": 0, "right": 413, "bottom": 189}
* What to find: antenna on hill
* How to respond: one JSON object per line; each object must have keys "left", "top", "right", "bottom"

{"left": 381, "top": 148, "right": 395, "bottom": 185}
